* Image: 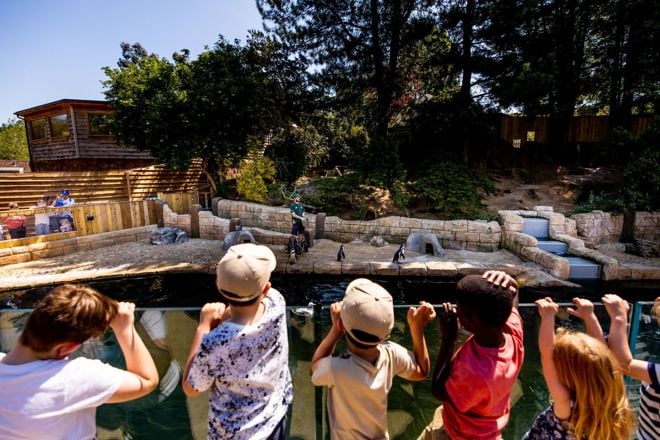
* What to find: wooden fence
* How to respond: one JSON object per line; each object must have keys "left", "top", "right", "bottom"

{"left": 499, "top": 114, "right": 652, "bottom": 145}
{"left": 0, "top": 200, "right": 162, "bottom": 247}
{"left": 0, "top": 161, "right": 210, "bottom": 212}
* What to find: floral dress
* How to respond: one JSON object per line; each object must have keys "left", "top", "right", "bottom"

{"left": 523, "top": 405, "right": 575, "bottom": 440}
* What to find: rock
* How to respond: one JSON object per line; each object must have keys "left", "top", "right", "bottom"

{"left": 369, "top": 235, "right": 389, "bottom": 247}
{"left": 222, "top": 229, "right": 257, "bottom": 250}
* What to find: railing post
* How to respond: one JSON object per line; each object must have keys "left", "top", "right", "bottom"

{"left": 313, "top": 302, "right": 324, "bottom": 440}
{"left": 627, "top": 301, "right": 643, "bottom": 387}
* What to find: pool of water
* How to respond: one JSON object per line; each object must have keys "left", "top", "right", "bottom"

{"left": 1, "top": 273, "right": 658, "bottom": 309}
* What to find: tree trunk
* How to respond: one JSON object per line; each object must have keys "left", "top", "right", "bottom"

{"left": 621, "top": 210, "right": 636, "bottom": 243}
{"left": 460, "top": 0, "right": 474, "bottom": 163}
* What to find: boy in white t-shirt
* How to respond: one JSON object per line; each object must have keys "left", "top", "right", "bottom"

{"left": 311, "top": 278, "right": 436, "bottom": 439}
{"left": 183, "top": 243, "right": 293, "bottom": 440}
{"left": 0, "top": 284, "right": 159, "bottom": 440}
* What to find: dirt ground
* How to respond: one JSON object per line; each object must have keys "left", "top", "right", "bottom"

{"left": 337, "top": 165, "right": 621, "bottom": 219}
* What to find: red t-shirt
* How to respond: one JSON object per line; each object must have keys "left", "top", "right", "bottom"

{"left": 4, "top": 215, "right": 25, "bottom": 230}
{"left": 442, "top": 308, "right": 524, "bottom": 440}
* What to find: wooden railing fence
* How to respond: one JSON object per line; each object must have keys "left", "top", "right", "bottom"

{"left": 0, "top": 200, "right": 162, "bottom": 247}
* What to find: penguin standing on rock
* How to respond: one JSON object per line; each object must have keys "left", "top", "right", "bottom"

{"left": 337, "top": 244, "right": 346, "bottom": 262}
{"left": 393, "top": 244, "right": 405, "bottom": 264}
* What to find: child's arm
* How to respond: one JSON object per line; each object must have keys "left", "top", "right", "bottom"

{"left": 182, "top": 302, "right": 230, "bottom": 397}
{"left": 106, "top": 302, "right": 159, "bottom": 403}
{"left": 602, "top": 294, "right": 652, "bottom": 382}
{"left": 566, "top": 297, "right": 605, "bottom": 343}
{"left": 536, "top": 297, "right": 572, "bottom": 420}
{"left": 311, "top": 302, "right": 343, "bottom": 373}
{"left": 406, "top": 301, "right": 437, "bottom": 380}
{"left": 431, "top": 302, "right": 458, "bottom": 400}
{"left": 483, "top": 270, "right": 519, "bottom": 308}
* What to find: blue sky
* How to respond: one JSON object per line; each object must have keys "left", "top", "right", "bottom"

{"left": 0, "top": 0, "right": 263, "bottom": 123}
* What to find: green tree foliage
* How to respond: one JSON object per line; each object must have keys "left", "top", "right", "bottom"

{"left": 102, "top": 39, "right": 302, "bottom": 178}
{"left": 0, "top": 119, "right": 29, "bottom": 161}
{"left": 235, "top": 155, "right": 277, "bottom": 203}
{"left": 257, "top": 0, "right": 443, "bottom": 138}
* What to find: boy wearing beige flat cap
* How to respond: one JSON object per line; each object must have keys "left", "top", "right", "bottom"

{"left": 183, "top": 243, "right": 292, "bottom": 440}
{"left": 311, "top": 278, "right": 436, "bottom": 439}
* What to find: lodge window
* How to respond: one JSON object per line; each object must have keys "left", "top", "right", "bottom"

{"left": 49, "top": 114, "right": 69, "bottom": 138}
{"left": 30, "top": 118, "right": 47, "bottom": 140}
{"left": 88, "top": 113, "right": 113, "bottom": 136}
{"left": 526, "top": 131, "right": 536, "bottom": 142}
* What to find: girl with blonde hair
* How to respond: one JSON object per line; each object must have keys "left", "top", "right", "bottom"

{"left": 524, "top": 297, "right": 635, "bottom": 440}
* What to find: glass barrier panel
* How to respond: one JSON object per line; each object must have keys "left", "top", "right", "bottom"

{"left": 0, "top": 300, "right": 657, "bottom": 440}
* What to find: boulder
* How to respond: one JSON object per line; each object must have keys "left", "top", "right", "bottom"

{"left": 222, "top": 229, "right": 257, "bottom": 250}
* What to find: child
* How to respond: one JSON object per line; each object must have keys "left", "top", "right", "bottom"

{"left": 602, "top": 294, "right": 658, "bottom": 440}
{"left": 0, "top": 284, "right": 159, "bottom": 439}
{"left": 4, "top": 202, "right": 26, "bottom": 239}
{"left": 183, "top": 243, "right": 292, "bottom": 440}
{"left": 425, "top": 270, "right": 523, "bottom": 440}
{"left": 33, "top": 196, "right": 51, "bottom": 236}
{"left": 311, "top": 278, "right": 436, "bottom": 439}
{"left": 524, "top": 297, "right": 635, "bottom": 440}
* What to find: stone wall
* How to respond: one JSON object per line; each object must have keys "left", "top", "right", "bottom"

{"left": 322, "top": 216, "right": 501, "bottom": 251}
{"left": 634, "top": 212, "right": 660, "bottom": 241}
{"left": 216, "top": 199, "right": 318, "bottom": 236}
{"left": 571, "top": 211, "right": 659, "bottom": 244}
{"left": 571, "top": 211, "right": 624, "bottom": 244}
{"left": 214, "top": 199, "right": 501, "bottom": 251}
{"left": 0, "top": 226, "right": 155, "bottom": 265}
{"left": 163, "top": 204, "right": 192, "bottom": 234}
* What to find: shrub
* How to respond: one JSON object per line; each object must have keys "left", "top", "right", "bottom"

{"left": 412, "top": 160, "right": 493, "bottom": 219}
{"left": 570, "top": 191, "right": 626, "bottom": 215}
{"left": 235, "top": 156, "right": 276, "bottom": 203}
{"left": 623, "top": 146, "right": 660, "bottom": 212}
{"left": 306, "top": 174, "right": 371, "bottom": 216}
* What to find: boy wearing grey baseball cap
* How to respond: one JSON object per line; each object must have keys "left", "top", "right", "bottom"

{"left": 183, "top": 243, "right": 292, "bottom": 440}
{"left": 311, "top": 278, "right": 436, "bottom": 439}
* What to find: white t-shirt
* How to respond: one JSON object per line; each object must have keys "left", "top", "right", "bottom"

{"left": 311, "top": 341, "right": 418, "bottom": 440}
{"left": 0, "top": 354, "right": 125, "bottom": 440}
{"left": 187, "top": 288, "right": 293, "bottom": 440}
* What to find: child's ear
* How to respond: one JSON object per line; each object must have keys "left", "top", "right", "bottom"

{"left": 337, "top": 318, "right": 345, "bottom": 331}
{"left": 261, "top": 281, "right": 272, "bottom": 296}
{"left": 51, "top": 342, "right": 82, "bottom": 359}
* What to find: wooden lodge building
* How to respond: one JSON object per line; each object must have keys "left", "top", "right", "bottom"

{"left": 15, "top": 99, "right": 154, "bottom": 172}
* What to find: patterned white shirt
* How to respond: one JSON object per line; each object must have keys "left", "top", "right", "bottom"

{"left": 187, "top": 288, "right": 293, "bottom": 440}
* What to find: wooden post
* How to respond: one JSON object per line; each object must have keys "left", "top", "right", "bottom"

{"left": 190, "top": 204, "right": 202, "bottom": 238}
{"left": 125, "top": 170, "right": 133, "bottom": 202}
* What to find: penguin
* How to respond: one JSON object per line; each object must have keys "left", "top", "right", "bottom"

{"left": 337, "top": 244, "right": 346, "bottom": 262}
{"left": 392, "top": 244, "right": 405, "bottom": 263}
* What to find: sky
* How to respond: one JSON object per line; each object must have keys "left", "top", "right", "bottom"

{"left": 0, "top": 0, "right": 264, "bottom": 123}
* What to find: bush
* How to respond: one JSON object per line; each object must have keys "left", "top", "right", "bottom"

{"left": 623, "top": 146, "right": 660, "bottom": 211}
{"left": 412, "top": 161, "right": 493, "bottom": 219}
{"left": 570, "top": 191, "right": 626, "bottom": 215}
{"left": 235, "top": 156, "right": 276, "bottom": 203}
{"left": 305, "top": 174, "right": 372, "bottom": 216}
